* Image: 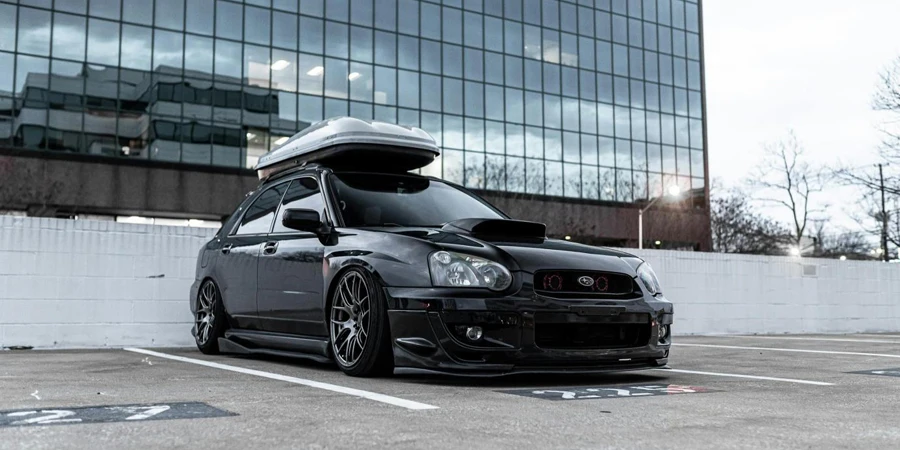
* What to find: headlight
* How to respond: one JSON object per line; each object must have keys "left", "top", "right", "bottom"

{"left": 636, "top": 262, "right": 662, "bottom": 296}
{"left": 429, "top": 251, "right": 512, "bottom": 291}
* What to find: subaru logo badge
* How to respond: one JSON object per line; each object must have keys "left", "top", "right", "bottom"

{"left": 577, "top": 276, "right": 594, "bottom": 287}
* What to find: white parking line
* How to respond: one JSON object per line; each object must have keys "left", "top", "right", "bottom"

{"left": 675, "top": 343, "right": 900, "bottom": 358}
{"left": 727, "top": 336, "right": 900, "bottom": 344}
{"left": 653, "top": 368, "right": 834, "bottom": 386}
{"left": 124, "top": 348, "right": 439, "bottom": 411}
{"left": 857, "top": 334, "right": 900, "bottom": 339}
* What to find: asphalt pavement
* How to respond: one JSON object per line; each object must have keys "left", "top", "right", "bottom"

{"left": 2, "top": 334, "right": 900, "bottom": 449}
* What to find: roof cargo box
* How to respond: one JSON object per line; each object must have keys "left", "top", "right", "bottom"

{"left": 255, "top": 117, "right": 440, "bottom": 179}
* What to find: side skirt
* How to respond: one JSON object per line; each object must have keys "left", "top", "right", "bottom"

{"left": 219, "top": 330, "right": 332, "bottom": 364}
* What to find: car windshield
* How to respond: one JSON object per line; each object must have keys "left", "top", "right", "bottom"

{"left": 330, "top": 172, "right": 506, "bottom": 227}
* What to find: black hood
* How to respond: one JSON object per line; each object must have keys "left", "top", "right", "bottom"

{"left": 378, "top": 218, "right": 639, "bottom": 275}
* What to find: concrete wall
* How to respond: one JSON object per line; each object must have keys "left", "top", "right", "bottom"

{"left": 1, "top": 216, "right": 897, "bottom": 349}
{"left": 0, "top": 215, "right": 211, "bottom": 348}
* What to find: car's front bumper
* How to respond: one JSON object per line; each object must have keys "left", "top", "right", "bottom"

{"left": 384, "top": 287, "right": 673, "bottom": 376}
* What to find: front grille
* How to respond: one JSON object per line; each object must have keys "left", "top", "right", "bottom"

{"left": 533, "top": 270, "right": 638, "bottom": 298}
{"left": 535, "top": 323, "right": 651, "bottom": 349}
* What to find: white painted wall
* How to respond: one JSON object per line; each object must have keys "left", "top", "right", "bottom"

{"left": 1, "top": 216, "right": 898, "bottom": 349}
{"left": 0, "top": 216, "right": 211, "bottom": 349}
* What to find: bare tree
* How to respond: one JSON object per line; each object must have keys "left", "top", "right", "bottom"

{"left": 874, "top": 56, "right": 900, "bottom": 157}
{"left": 749, "top": 131, "right": 828, "bottom": 248}
{"left": 808, "top": 219, "right": 875, "bottom": 259}
{"left": 843, "top": 194, "right": 900, "bottom": 257}
{"left": 830, "top": 57, "right": 900, "bottom": 257}
{"left": 710, "top": 186, "right": 791, "bottom": 255}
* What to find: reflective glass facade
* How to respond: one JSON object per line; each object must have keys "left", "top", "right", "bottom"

{"left": 0, "top": 0, "right": 705, "bottom": 204}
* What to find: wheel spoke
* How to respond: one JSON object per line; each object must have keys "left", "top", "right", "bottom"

{"left": 358, "top": 325, "right": 367, "bottom": 337}
{"left": 358, "top": 309, "right": 370, "bottom": 325}
{"left": 348, "top": 334, "right": 360, "bottom": 361}
{"left": 334, "top": 328, "right": 351, "bottom": 351}
{"left": 339, "top": 282, "right": 353, "bottom": 307}
{"left": 332, "top": 305, "right": 351, "bottom": 315}
{"left": 331, "top": 317, "right": 351, "bottom": 327}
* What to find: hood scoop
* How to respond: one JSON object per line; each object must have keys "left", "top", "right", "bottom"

{"left": 441, "top": 218, "right": 547, "bottom": 241}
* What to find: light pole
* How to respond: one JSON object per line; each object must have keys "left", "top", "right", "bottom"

{"left": 638, "top": 185, "right": 683, "bottom": 249}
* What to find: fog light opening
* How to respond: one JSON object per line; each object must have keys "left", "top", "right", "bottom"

{"left": 658, "top": 324, "right": 669, "bottom": 343}
{"left": 465, "top": 326, "right": 483, "bottom": 341}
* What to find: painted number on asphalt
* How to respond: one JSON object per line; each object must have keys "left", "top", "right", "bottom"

{"left": 500, "top": 384, "right": 713, "bottom": 401}
{"left": 0, "top": 402, "right": 235, "bottom": 428}
{"left": 851, "top": 368, "right": 900, "bottom": 378}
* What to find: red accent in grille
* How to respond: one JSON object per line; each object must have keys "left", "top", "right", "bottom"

{"left": 542, "top": 274, "right": 563, "bottom": 291}
{"left": 593, "top": 275, "right": 609, "bottom": 292}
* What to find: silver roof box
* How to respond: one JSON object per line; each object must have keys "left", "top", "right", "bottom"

{"left": 255, "top": 117, "right": 440, "bottom": 179}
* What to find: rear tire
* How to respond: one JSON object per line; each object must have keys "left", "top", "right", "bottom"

{"left": 329, "top": 268, "right": 394, "bottom": 377}
{"left": 195, "top": 280, "right": 227, "bottom": 355}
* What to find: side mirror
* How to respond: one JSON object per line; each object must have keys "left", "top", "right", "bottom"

{"left": 282, "top": 208, "right": 327, "bottom": 234}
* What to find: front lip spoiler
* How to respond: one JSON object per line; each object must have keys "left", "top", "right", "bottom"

{"left": 394, "top": 362, "right": 670, "bottom": 378}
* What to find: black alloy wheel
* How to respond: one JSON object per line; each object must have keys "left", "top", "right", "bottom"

{"left": 195, "top": 280, "right": 227, "bottom": 354}
{"left": 329, "top": 268, "right": 393, "bottom": 377}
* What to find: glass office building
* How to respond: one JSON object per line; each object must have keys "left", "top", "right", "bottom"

{"left": 0, "top": 0, "right": 708, "bottom": 246}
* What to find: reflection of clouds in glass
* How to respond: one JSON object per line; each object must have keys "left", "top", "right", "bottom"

{"left": 443, "top": 115, "right": 463, "bottom": 149}
{"left": 0, "top": 52, "right": 13, "bottom": 94}
{"left": 506, "top": 124, "right": 524, "bottom": 156}
{"left": 120, "top": 25, "right": 151, "bottom": 71}
{"left": 485, "top": 121, "right": 504, "bottom": 154}
{"left": 464, "top": 117, "right": 483, "bottom": 151}
{"left": 581, "top": 135, "right": 597, "bottom": 165}
{"left": 524, "top": 126, "right": 542, "bottom": 159}
{"left": 0, "top": 4, "right": 15, "bottom": 52}
{"left": 51, "top": 15, "right": 86, "bottom": 61}
{"left": 154, "top": 30, "right": 184, "bottom": 71}
{"left": 184, "top": 35, "right": 213, "bottom": 75}
{"left": 15, "top": 55, "right": 49, "bottom": 92}
{"left": 647, "top": 143, "right": 662, "bottom": 173}
{"left": 17, "top": 8, "right": 51, "bottom": 56}
{"left": 662, "top": 146, "right": 676, "bottom": 174}
{"left": 87, "top": 19, "right": 119, "bottom": 66}
{"left": 580, "top": 100, "right": 597, "bottom": 134}
{"left": 214, "top": 40, "right": 242, "bottom": 79}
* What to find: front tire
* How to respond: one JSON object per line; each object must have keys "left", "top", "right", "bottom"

{"left": 329, "top": 268, "right": 393, "bottom": 377}
{"left": 195, "top": 280, "right": 227, "bottom": 354}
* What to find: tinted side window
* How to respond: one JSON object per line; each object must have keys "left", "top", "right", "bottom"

{"left": 235, "top": 182, "right": 289, "bottom": 235}
{"left": 272, "top": 177, "right": 326, "bottom": 233}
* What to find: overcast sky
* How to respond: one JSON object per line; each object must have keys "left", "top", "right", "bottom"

{"left": 703, "top": 0, "right": 900, "bottom": 229}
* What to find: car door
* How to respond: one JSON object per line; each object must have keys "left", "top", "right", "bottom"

{"left": 216, "top": 181, "right": 289, "bottom": 331}
{"left": 256, "top": 176, "right": 329, "bottom": 336}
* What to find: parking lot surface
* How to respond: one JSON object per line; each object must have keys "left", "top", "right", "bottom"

{"left": 1, "top": 334, "right": 899, "bottom": 449}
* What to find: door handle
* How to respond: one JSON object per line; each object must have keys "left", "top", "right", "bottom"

{"left": 221, "top": 244, "right": 233, "bottom": 254}
{"left": 262, "top": 241, "right": 278, "bottom": 255}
